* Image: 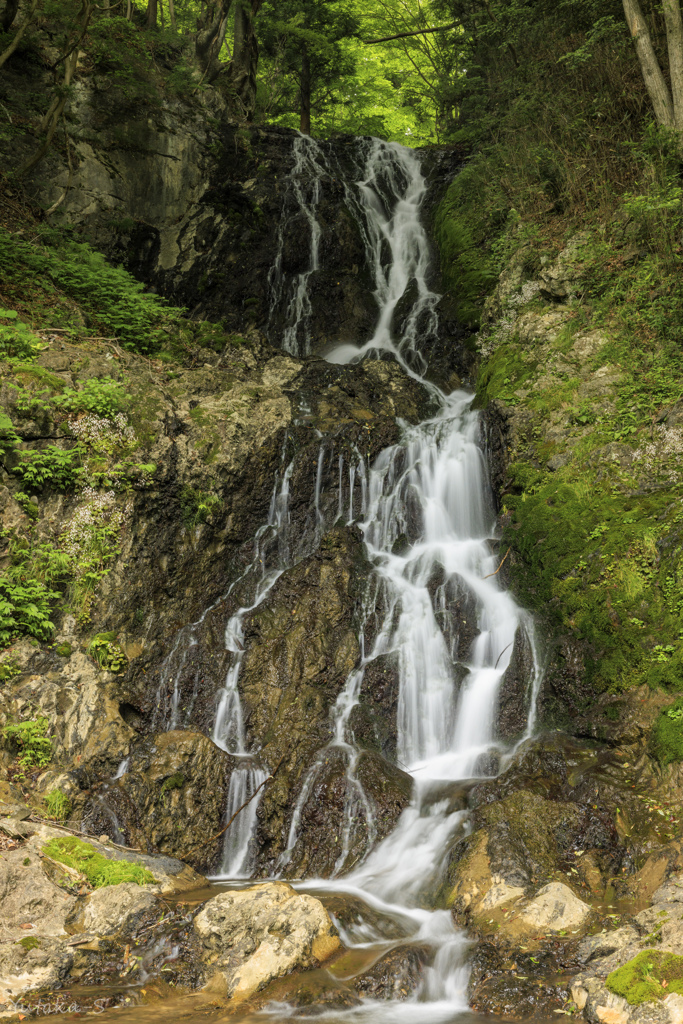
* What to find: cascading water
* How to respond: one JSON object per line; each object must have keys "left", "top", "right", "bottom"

{"left": 262, "top": 137, "right": 543, "bottom": 1020}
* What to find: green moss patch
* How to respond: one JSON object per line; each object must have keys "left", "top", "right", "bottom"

{"left": 606, "top": 950, "right": 683, "bottom": 1005}
{"left": 160, "top": 772, "right": 184, "bottom": 794}
{"left": 43, "top": 837, "right": 155, "bottom": 888}
{"left": 651, "top": 699, "right": 683, "bottom": 766}
{"left": 17, "top": 936, "right": 40, "bottom": 951}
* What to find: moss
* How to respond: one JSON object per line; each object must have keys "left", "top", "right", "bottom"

{"left": 651, "top": 698, "right": 683, "bottom": 765}
{"left": 53, "top": 642, "right": 72, "bottom": 658}
{"left": 160, "top": 772, "right": 184, "bottom": 794}
{"left": 17, "top": 936, "right": 40, "bottom": 950}
{"left": 606, "top": 950, "right": 683, "bottom": 1005}
{"left": 43, "top": 837, "right": 155, "bottom": 888}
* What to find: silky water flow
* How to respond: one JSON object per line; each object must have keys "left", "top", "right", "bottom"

{"left": 261, "top": 135, "right": 542, "bottom": 1021}
{"left": 142, "top": 134, "right": 543, "bottom": 1020}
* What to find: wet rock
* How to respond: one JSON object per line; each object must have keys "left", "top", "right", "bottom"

{"left": 83, "top": 730, "right": 235, "bottom": 873}
{"left": 193, "top": 882, "right": 341, "bottom": 1003}
{"left": 348, "top": 653, "right": 400, "bottom": 760}
{"left": 353, "top": 945, "right": 431, "bottom": 1000}
{"left": 68, "top": 883, "right": 160, "bottom": 938}
{"left": 469, "top": 942, "right": 573, "bottom": 1019}
{"left": 496, "top": 623, "right": 536, "bottom": 740}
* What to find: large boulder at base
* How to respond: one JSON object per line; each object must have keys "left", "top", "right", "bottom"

{"left": 0, "top": 835, "right": 77, "bottom": 939}
{"left": 193, "top": 882, "right": 341, "bottom": 1003}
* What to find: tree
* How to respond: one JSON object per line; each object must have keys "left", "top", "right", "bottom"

{"left": 259, "top": 0, "right": 358, "bottom": 134}
{"left": 621, "top": 0, "right": 683, "bottom": 150}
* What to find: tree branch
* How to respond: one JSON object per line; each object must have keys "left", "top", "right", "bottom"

{"left": 363, "top": 21, "right": 456, "bottom": 44}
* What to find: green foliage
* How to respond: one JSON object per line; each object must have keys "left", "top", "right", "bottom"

{"left": 88, "top": 631, "right": 127, "bottom": 672}
{"left": 14, "top": 445, "right": 82, "bottom": 491}
{"left": 0, "top": 308, "right": 44, "bottom": 360}
{"left": 180, "top": 486, "right": 222, "bottom": 528}
{"left": 0, "top": 227, "right": 184, "bottom": 355}
{"left": 55, "top": 378, "right": 127, "bottom": 419}
{"left": 606, "top": 951, "right": 683, "bottom": 1004}
{"left": 0, "top": 574, "right": 60, "bottom": 646}
{"left": 2, "top": 716, "right": 51, "bottom": 769}
{"left": 44, "top": 788, "right": 72, "bottom": 821}
{"left": 42, "top": 837, "right": 156, "bottom": 888}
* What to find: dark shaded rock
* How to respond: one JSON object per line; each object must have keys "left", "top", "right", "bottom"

{"left": 469, "top": 941, "right": 581, "bottom": 1019}
{"left": 353, "top": 945, "right": 431, "bottom": 1000}
{"left": 82, "top": 731, "right": 235, "bottom": 873}
{"left": 348, "top": 653, "right": 400, "bottom": 760}
{"left": 496, "top": 622, "right": 536, "bottom": 740}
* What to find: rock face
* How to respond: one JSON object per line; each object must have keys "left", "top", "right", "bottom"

{"left": 69, "top": 883, "right": 160, "bottom": 938}
{"left": 193, "top": 882, "right": 341, "bottom": 1003}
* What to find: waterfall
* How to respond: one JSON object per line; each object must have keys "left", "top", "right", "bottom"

{"left": 269, "top": 136, "right": 543, "bottom": 1015}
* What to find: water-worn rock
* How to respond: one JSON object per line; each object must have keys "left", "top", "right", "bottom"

{"left": 0, "top": 834, "right": 77, "bottom": 941}
{"left": 68, "top": 883, "right": 160, "bottom": 938}
{"left": 353, "top": 945, "right": 431, "bottom": 1000}
{"left": 193, "top": 882, "right": 341, "bottom": 1003}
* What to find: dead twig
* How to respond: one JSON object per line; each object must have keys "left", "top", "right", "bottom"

{"left": 27, "top": 815, "right": 143, "bottom": 853}
{"left": 495, "top": 642, "right": 513, "bottom": 670}
{"left": 193, "top": 754, "right": 287, "bottom": 850}
{"left": 482, "top": 547, "right": 510, "bottom": 580}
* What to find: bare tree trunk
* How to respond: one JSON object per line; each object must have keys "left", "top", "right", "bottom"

{"left": 125, "top": 0, "right": 132, "bottom": 18}
{"left": 159, "top": 0, "right": 164, "bottom": 28}
{"left": 0, "top": 0, "right": 39, "bottom": 69}
{"left": 622, "top": 0, "right": 675, "bottom": 128}
{"left": 663, "top": 0, "right": 683, "bottom": 130}
{"left": 168, "top": 0, "right": 176, "bottom": 31}
{"left": 300, "top": 45, "right": 311, "bottom": 135}
{"left": 146, "top": 0, "right": 157, "bottom": 30}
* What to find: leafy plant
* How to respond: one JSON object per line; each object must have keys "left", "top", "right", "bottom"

{"left": 180, "top": 486, "right": 222, "bottom": 529}
{"left": 44, "top": 788, "right": 72, "bottom": 820}
{"left": 0, "top": 574, "right": 60, "bottom": 645}
{"left": 88, "top": 631, "right": 127, "bottom": 672}
{"left": 0, "top": 309, "right": 44, "bottom": 360}
{"left": 2, "top": 717, "right": 51, "bottom": 769}
{"left": 13, "top": 445, "right": 83, "bottom": 491}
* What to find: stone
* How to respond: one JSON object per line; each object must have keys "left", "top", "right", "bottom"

{"left": 69, "top": 882, "right": 160, "bottom": 938}
{"left": 519, "top": 882, "right": 591, "bottom": 934}
{"left": 353, "top": 945, "right": 431, "bottom": 1000}
{"left": 0, "top": 835, "right": 77, "bottom": 940}
{"left": 479, "top": 880, "right": 526, "bottom": 911}
{"left": 193, "top": 881, "right": 341, "bottom": 1003}
{"left": 0, "top": 938, "right": 74, "bottom": 1004}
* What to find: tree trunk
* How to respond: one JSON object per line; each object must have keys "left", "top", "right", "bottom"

{"left": 0, "top": 0, "right": 39, "bottom": 69}
{"left": 159, "top": 0, "right": 164, "bottom": 28}
{"left": 168, "top": 0, "right": 176, "bottom": 31}
{"left": 229, "top": 0, "right": 262, "bottom": 116}
{"left": 622, "top": 0, "right": 675, "bottom": 128}
{"left": 663, "top": 0, "right": 683, "bottom": 130}
{"left": 300, "top": 44, "right": 311, "bottom": 135}
{"left": 195, "top": 0, "right": 231, "bottom": 82}
{"left": 1, "top": 0, "right": 20, "bottom": 31}
{"left": 146, "top": 0, "right": 157, "bottom": 30}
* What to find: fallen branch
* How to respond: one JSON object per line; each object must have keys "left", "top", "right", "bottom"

{"left": 196, "top": 754, "right": 286, "bottom": 850}
{"left": 482, "top": 547, "right": 509, "bottom": 580}
{"left": 27, "top": 815, "right": 143, "bottom": 853}
{"left": 494, "top": 641, "right": 513, "bottom": 670}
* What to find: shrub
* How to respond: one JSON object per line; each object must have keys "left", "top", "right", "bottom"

{"left": 44, "top": 788, "right": 72, "bottom": 821}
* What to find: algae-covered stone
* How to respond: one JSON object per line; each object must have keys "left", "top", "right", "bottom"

{"left": 193, "top": 881, "right": 341, "bottom": 1003}
{"left": 606, "top": 951, "right": 683, "bottom": 1006}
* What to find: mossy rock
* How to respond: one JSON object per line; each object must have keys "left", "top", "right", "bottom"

{"left": 606, "top": 950, "right": 683, "bottom": 1005}
{"left": 43, "top": 836, "right": 155, "bottom": 888}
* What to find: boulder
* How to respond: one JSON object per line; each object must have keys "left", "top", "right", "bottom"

{"left": 0, "top": 836, "right": 76, "bottom": 940}
{"left": 193, "top": 882, "right": 341, "bottom": 1003}
{"left": 69, "top": 882, "right": 160, "bottom": 938}
{"left": 353, "top": 945, "right": 431, "bottom": 1000}
{"left": 0, "top": 938, "right": 74, "bottom": 1005}
{"left": 518, "top": 882, "right": 591, "bottom": 934}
